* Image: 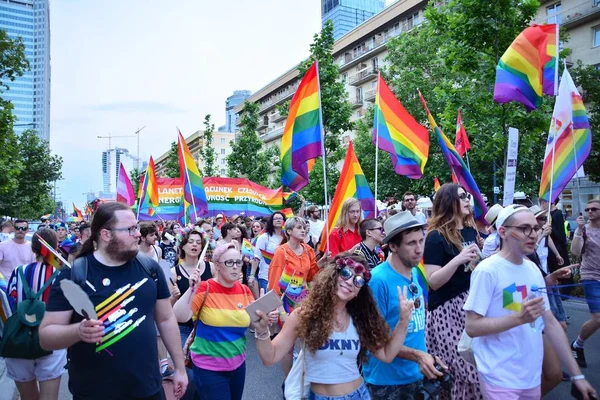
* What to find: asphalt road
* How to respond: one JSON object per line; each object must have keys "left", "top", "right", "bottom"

{"left": 14, "top": 299, "right": 597, "bottom": 399}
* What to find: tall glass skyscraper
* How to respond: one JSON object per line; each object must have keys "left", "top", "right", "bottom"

{"left": 222, "top": 90, "right": 251, "bottom": 133}
{"left": 0, "top": 0, "right": 51, "bottom": 142}
{"left": 322, "top": 0, "right": 385, "bottom": 40}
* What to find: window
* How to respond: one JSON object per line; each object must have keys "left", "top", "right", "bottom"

{"left": 220, "top": 138, "right": 225, "bottom": 144}
{"left": 547, "top": 2, "right": 561, "bottom": 24}
{"left": 221, "top": 159, "right": 225, "bottom": 165}
{"left": 220, "top": 149, "right": 226, "bottom": 155}
{"left": 595, "top": 0, "right": 600, "bottom": 6}
{"left": 594, "top": 26, "right": 600, "bottom": 47}
{"left": 221, "top": 169, "right": 226, "bottom": 175}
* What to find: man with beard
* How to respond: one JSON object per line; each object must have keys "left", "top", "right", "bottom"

{"left": 139, "top": 222, "right": 162, "bottom": 262}
{"left": 402, "top": 192, "right": 427, "bottom": 225}
{"left": 39, "top": 202, "right": 187, "bottom": 400}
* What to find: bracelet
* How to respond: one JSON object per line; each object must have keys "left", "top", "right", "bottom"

{"left": 570, "top": 375, "right": 585, "bottom": 381}
{"left": 254, "top": 328, "right": 270, "bottom": 340}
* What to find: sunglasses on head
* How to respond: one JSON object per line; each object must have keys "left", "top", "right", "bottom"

{"left": 585, "top": 207, "right": 599, "bottom": 212}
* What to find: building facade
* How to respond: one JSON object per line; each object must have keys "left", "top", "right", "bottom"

{"left": 154, "top": 131, "right": 235, "bottom": 178}
{"left": 322, "top": 0, "right": 385, "bottom": 40}
{"left": 219, "top": 90, "right": 251, "bottom": 133}
{"left": 0, "top": 0, "right": 51, "bottom": 142}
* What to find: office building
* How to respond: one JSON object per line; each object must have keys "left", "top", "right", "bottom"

{"left": 322, "top": 0, "right": 385, "bottom": 39}
{"left": 0, "top": 0, "right": 51, "bottom": 142}
{"left": 219, "top": 90, "right": 251, "bottom": 133}
{"left": 155, "top": 130, "right": 235, "bottom": 178}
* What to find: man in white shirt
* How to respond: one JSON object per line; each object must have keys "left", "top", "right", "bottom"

{"left": 402, "top": 192, "right": 427, "bottom": 225}
{"left": 306, "top": 205, "right": 325, "bottom": 245}
{"left": 0, "top": 219, "right": 35, "bottom": 279}
{"left": 481, "top": 204, "right": 502, "bottom": 259}
{"left": 464, "top": 205, "right": 596, "bottom": 399}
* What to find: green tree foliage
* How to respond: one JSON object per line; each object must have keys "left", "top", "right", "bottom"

{"left": 130, "top": 168, "right": 142, "bottom": 200}
{"left": 164, "top": 141, "right": 180, "bottom": 178}
{"left": 227, "top": 101, "right": 272, "bottom": 186}
{"left": 0, "top": 102, "right": 20, "bottom": 199}
{"left": 0, "top": 131, "right": 63, "bottom": 219}
{"left": 200, "top": 114, "right": 217, "bottom": 177}
{"left": 570, "top": 61, "right": 600, "bottom": 183}
{"left": 0, "top": 30, "right": 29, "bottom": 89}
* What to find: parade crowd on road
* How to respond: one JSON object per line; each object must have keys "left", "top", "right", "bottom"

{"left": 0, "top": 185, "right": 599, "bottom": 400}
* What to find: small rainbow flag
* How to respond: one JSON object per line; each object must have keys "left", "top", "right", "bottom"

{"left": 373, "top": 74, "right": 429, "bottom": 179}
{"left": 148, "top": 208, "right": 156, "bottom": 217}
{"left": 178, "top": 130, "right": 208, "bottom": 220}
{"left": 259, "top": 249, "right": 274, "bottom": 266}
{"left": 280, "top": 208, "right": 294, "bottom": 220}
{"left": 241, "top": 238, "right": 255, "bottom": 259}
{"left": 139, "top": 156, "right": 159, "bottom": 212}
{"left": 85, "top": 204, "right": 93, "bottom": 216}
{"left": 282, "top": 191, "right": 297, "bottom": 203}
{"left": 318, "top": 141, "right": 375, "bottom": 252}
{"left": 72, "top": 203, "right": 84, "bottom": 220}
{"left": 494, "top": 24, "right": 558, "bottom": 111}
{"left": 433, "top": 177, "right": 440, "bottom": 192}
{"left": 416, "top": 260, "right": 428, "bottom": 303}
{"left": 36, "top": 234, "right": 69, "bottom": 271}
{"left": 281, "top": 61, "right": 323, "bottom": 192}
{"left": 41, "top": 213, "right": 52, "bottom": 220}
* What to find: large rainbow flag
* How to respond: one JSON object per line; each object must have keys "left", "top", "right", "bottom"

{"left": 373, "top": 74, "right": 429, "bottom": 179}
{"left": 318, "top": 141, "right": 375, "bottom": 252}
{"left": 281, "top": 62, "right": 323, "bottom": 192}
{"left": 116, "top": 163, "right": 135, "bottom": 206}
{"left": 178, "top": 130, "right": 208, "bottom": 220}
{"left": 138, "top": 156, "right": 159, "bottom": 215}
{"left": 539, "top": 68, "right": 592, "bottom": 202}
{"left": 493, "top": 24, "right": 558, "bottom": 111}
{"left": 419, "top": 91, "right": 488, "bottom": 222}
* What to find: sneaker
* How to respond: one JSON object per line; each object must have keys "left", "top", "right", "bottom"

{"left": 571, "top": 341, "right": 587, "bottom": 368}
{"left": 162, "top": 366, "right": 175, "bottom": 380}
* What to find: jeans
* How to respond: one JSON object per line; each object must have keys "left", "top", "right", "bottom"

{"left": 310, "top": 383, "right": 371, "bottom": 400}
{"left": 547, "top": 287, "right": 567, "bottom": 322}
{"left": 179, "top": 325, "right": 200, "bottom": 400}
{"left": 367, "top": 379, "right": 428, "bottom": 400}
{"left": 583, "top": 280, "right": 600, "bottom": 314}
{"left": 193, "top": 362, "right": 246, "bottom": 400}
{"left": 257, "top": 278, "right": 268, "bottom": 294}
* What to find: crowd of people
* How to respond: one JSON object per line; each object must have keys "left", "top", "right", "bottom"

{"left": 0, "top": 184, "right": 598, "bottom": 400}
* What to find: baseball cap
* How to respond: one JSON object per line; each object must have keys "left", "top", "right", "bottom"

{"left": 495, "top": 204, "right": 531, "bottom": 229}
{"left": 215, "top": 214, "right": 224, "bottom": 219}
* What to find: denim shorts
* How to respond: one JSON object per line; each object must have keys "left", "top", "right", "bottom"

{"left": 310, "top": 382, "right": 371, "bottom": 400}
{"left": 583, "top": 280, "right": 600, "bottom": 314}
{"left": 257, "top": 278, "right": 269, "bottom": 294}
{"left": 547, "top": 287, "right": 567, "bottom": 322}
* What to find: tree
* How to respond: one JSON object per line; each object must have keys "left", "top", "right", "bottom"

{"left": 226, "top": 101, "right": 272, "bottom": 186}
{"left": 0, "top": 131, "right": 63, "bottom": 219}
{"left": 164, "top": 141, "right": 180, "bottom": 178}
{"left": 0, "top": 30, "right": 29, "bottom": 90}
{"left": 199, "top": 114, "right": 217, "bottom": 177}
{"left": 130, "top": 168, "right": 142, "bottom": 201}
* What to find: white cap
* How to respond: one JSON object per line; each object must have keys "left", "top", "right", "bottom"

{"left": 496, "top": 204, "right": 532, "bottom": 229}
{"left": 216, "top": 214, "right": 223, "bottom": 219}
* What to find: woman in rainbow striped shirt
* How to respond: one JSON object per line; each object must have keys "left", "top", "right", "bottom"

{"left": 173, "top": 243, "right": 277, "bottom": 400}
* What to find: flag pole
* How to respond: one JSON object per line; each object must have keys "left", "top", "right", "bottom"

{"left": 136, "top": 166, "right": 149, "bottom": 219}
{"left": 315, "top": 60, "right": 330, "bottom": 254}
{"left": 178, "top": 128, "right": 199, "bottom": 222}
{"left": 546, "top": 24, "right": 560, "bottom": 220}
{"left": 374, "top": 71, "right": 380, "bottom": 217}
{"left": 564, "top": 61, "right": 582, "bottom": 212}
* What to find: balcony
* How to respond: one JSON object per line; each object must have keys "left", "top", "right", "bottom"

{"left": 349, "top": 66, "right": 379, "bottom": 86}
{"left": 271, "top": 111, "right": 287, "bottom": 123}
{"left": 364, "top": 88, "right": 377, "bottom": 102}
{"left": 258, "top": 82, "right": 300, "bottom": 113}
{"left": 258, "top": 118, "right": 268, "bottom": 130}
{"left": 535, "top": 0, "right": 600, "bottom": 29}
{"left": 351, "top": 96, "right": 364, "bottom": 109}
{"left": 260, "top": 126, "right": 284, "bottom": 144}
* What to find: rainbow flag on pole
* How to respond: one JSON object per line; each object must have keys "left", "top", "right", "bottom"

{"left": 36, "top": 234, "right": 69, "bottom": 271}
{"left": 493, "top": 24, "right": 558, "bottom": 111}
{"left": 318, "top": 142, "right": 375, "bottom": 252}
{"left": 72, "top": 203, "right": 84, "bottom": 220}
{"left": 178, "top": 130, "right": 208, "bottom": 221}
{"left": 373, "top": 74, "right": 429, "bottom": 178}
{"left": 419, "top": 90, "right": 488, "bottom": 222}
{"left": 281, "top": 62, "right": 323, "bottom": 192}
{"left": 139, "top": 156, "right": 159, "bottom": 213}
{"left": 416, "top": 259, "right": 428, "bottom": 303}
{"left": 116, "top": 163, "right": 135, "bottom": 206}
{"left": 539, "top": 68, "right": 592, "bottom": 202}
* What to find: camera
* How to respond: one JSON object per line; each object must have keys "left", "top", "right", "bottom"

{"left": 417, "top": 360, "right": 454, "bottom": 400}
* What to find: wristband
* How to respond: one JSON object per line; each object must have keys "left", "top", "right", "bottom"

{"left": 570, "top": 375, "right": 585, "bottom": 381}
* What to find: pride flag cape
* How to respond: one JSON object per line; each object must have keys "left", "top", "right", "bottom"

{"left": 373, "top": 74, "right": 429, "bottom": 178}
{"left": 494, "top": 24, "right": 558, "bottom": 111}
{"left": 318, "top": 141, "right": 375, "bottom": 252}
{"left": 139, "top": 156, "right": 159, "bottom": 214}
{"left": 178, "top": 130, "right": 208, "bottom": 220}
{"left": 116, "top": 163, "right": 135, "bottom": 206}
{"left": 539, "top": 68, "right": 592, "bottom": 202}
{"left": 418, "top": 91, "right": 488, "bottom": 222}
{"left": 281, "top": 62, "right": 323, "bottom": 192}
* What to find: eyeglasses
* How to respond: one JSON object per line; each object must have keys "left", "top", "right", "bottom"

{"left": 220, "top": 259, "right": 244, "bottom": 268}
{"left": 367, "top": 227, "right": 385, "bottom": 234}
{"left": 408, "top": 282, "right": 422, "bottom": 309}
{"left": 337, "top": 267, "right": 367, "bottom": 288}
{"left": 14, "top": 226, "right": 28, "bottom": 232}
{"left": 110, "top": 225, "right": 140, "bottom": 236}
{"left": 458, "top": 193, "right": 471, "bottom": 201}
{"left": 503, "top": 225, "right": 541, "bottom": 236}
{"left": 585, "top": 207, "right": 599, "bottom": 212}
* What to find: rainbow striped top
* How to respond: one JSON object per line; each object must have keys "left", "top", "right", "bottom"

{"left": 190, "top": 279, "right": 254, "bottom": 371}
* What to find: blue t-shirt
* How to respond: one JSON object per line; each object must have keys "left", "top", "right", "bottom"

{"left": 363, "top": 261, "right": 427, "bottom": 386}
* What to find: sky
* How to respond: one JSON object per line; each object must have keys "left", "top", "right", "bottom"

{"left": 50, "top": 0, "right": 394, "bottom": 213}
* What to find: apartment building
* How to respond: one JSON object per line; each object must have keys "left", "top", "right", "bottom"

{"left": 154, "top": 130, "right": 235, "bottom": 178}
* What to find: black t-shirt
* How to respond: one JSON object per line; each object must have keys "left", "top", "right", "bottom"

{"left": 159, "top": 242, "right": 177, "bottom": 268}
{"left": 46, "top": 254, "right": 170, "bottom": 399}
{"left": 423, "top": 227, "right": 478, "bottom": 311}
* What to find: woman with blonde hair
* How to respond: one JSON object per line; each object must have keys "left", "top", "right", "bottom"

{"left": 424, "top": 183, "right": 483, "bottom": 399}
{"left": 328, "top": 198, "right": 363, "bottom": 257}
{"left": 253, "top": 252, "right": 414, "bottom": 400}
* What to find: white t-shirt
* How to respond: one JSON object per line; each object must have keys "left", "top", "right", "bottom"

{"left": 463, "top": 254, "right": 549, "bottom": 390}
{"left": 413, "top": 211, "right": 427, "bottom": 224}
{"left": 536, "top": 238, "right": 549, "bottom": 274}
{"left": 253, "top": 233, "right": 283, "bottom": 281}
{"left": 308, "top": 219, "right": 325, "bottom": 243}
{"left": 0, "top": 240, "right": 36, "bottom": 279}
{"left": 481, "top": 232, "right": 500, "bottom": 259}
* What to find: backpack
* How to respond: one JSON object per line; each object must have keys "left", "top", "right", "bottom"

{"left": 0, "top": 266, "right": 59, "bottom": 359}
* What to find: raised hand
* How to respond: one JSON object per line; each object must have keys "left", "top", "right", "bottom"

{"left": 397, "top": 285, "right": 414, "bottom": 326}
{"left": 519, "top": 296, "right": 545, "bottom": 324}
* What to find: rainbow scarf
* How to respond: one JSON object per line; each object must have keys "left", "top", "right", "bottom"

{"left": 259, "top": 249, "right": 274, "bottom": 266}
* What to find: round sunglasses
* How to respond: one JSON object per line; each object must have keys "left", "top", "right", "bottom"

{"left": 337, "top": 267, "right": 367, "bottom": 288}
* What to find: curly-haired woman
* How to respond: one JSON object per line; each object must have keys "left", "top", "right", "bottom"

{"left": 424, "top": 183, "right": 482, "bottom": 399}
{"left": 252, "top": 252, "right": 414, "bottom": 400}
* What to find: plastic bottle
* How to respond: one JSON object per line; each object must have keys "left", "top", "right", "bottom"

{"left": 528, "top": 284, "right": 539, "bottom": 331}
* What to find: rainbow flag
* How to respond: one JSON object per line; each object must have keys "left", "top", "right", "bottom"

{"left": 282, "top": 191, "right": 297, "bottom": 203}
{"left": 281, "top": 62, "right": 323, "bottom": 192}
{"left": 36, "top": 234, "right": 69, "bottom": 271}
{"left": 280, "top": 208, "right": 294, "bottom": 220}
{"left": 259, "top": 249, "right": 274, "bottom": 266}
{"left": 318, "top": 141, "right": 375, "bottom": 252}
{"left": 139, "top": 156, "right": 159, "bottom": 213}
{"left": 148, "top": 208, "right": 156, "bottom": 217}
{"left": 241, "top": 239, "right": 255, "bottom": 259}
{"left": 279, "top": 265, "right": 308, "bottom": 318}
{"left": 178, "top": 130, "right": 208, "bottom": 220}
{"left": 419, "top": 91, "right": 488, "bottom": 222}
{"left": 373, "top": 74, "right": 429, "bottom": 179}
{"left": 73, "top": 203, "right": 84, "bottom": 219}
{"left": 116, "top": 163, "right": 135, "bottom": 206}
{"left": 416, "top": 260, "right": 428, "bottom": 303}
{"left": 434, "top": 177, "right": 440, "bottom": 192}
{"left": 494, "top": 24, "right": 558, "bottom": 111}
{"left": 85, "top": 204, "right": 93, "bottom": 216}
{"left": 539, "top": 68, "right": 592, "bottom": 202}
{"left": 41, "top": 213, "right": 52, "bottom": 220}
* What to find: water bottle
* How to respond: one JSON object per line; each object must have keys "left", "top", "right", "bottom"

{"left": 529, "top": 285, "right": 539, "bottom": 331}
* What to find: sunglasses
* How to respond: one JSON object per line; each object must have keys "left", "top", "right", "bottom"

{"left": 337, "top": 267, "right": 367, "bottom": 288}
{"left": 367, "top": 227, "right": 385, "bottom": 234}
{"left": 14, "top": 226, "right": 28, "bottom": 232}
{"left": 458, "top": 193, "right": 471, "bottom": 201}
{"left": 585, "top": 207, "right": 599, "bottom": 212}
{"left": 408, "top": 282, "right": 422, "bottom": 309}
